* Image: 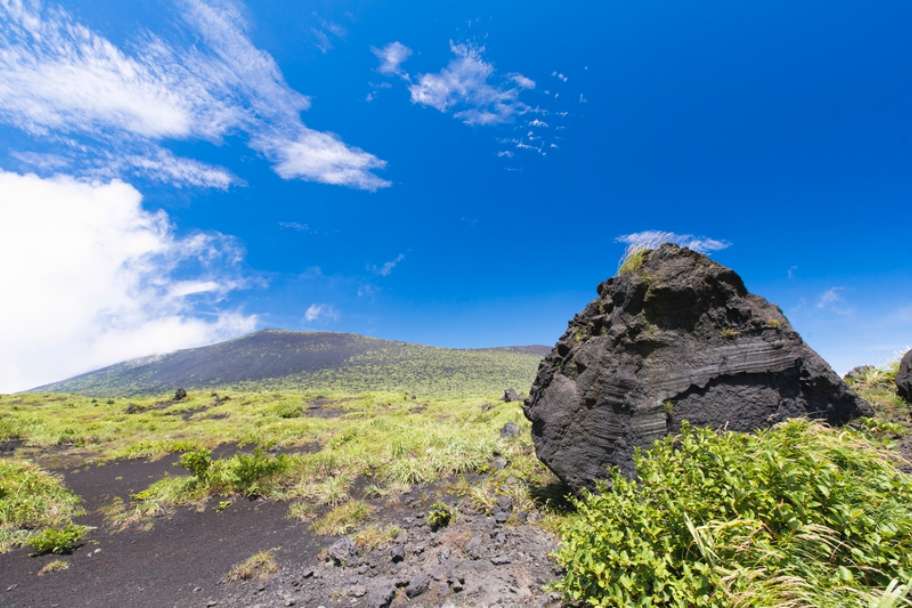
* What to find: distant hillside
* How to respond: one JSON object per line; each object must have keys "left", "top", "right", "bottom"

{"left": 32, "top": 330, "right": 547, "bottom": 396}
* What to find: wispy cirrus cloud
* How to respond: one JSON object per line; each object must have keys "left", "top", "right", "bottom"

{"left": 373, "top": 41, "right": 412, "bottom": 76}
{"left": 0, "top": 0, "right": 389, "bottom": 190}
{"left": 369, "top": 253, "right": 406, "bottom": 277}
{"left": 304, "top": 303, "right": 339, "bottom": 323}
{"left": 408, "top": 42, "right": 535, "bottom": 126}
{"left": 616, "top": 230, "right": 732, "bottom": 259}
{"left": 374, "top": 40, "right": 537, "bottom": 127}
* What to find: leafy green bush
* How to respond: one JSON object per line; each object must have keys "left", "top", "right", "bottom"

{"left": 179, "top": 448, "right": 212, "bottom": 481}
{"left": 208, "top": 449, "right": 289, "bottom": 497}
{"left": 274, "top": 403, "right": 304, "bottom": 419}
{"left": 426, "top": 501, "right": 453, "bottom": 531}
{"left": 556, "top": 420, "right": 912, "bottom": 608}
{"left": 27, "top": 524, "right": 87, "bottom": 554}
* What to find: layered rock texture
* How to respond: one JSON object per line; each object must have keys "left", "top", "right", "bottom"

{"left": 898, "top": 350, "right": 912, "bottom": 403}
{"left": 524, "top": 245, "right": 872, "bottom": 490}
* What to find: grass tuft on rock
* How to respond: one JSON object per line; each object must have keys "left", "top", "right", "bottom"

{"left": 556, "top": 419, "right": 912, "bottom": 608}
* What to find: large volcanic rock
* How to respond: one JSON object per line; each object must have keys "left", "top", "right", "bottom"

{"left": 898, "top": 350, "right": 912, "bottom": 403}
{"left": 523, "top": 245, "right": 872, "bottom": 490}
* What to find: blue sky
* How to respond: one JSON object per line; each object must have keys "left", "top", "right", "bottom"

{"left": 1, "top": 0, "right": 911, "bottom": 391}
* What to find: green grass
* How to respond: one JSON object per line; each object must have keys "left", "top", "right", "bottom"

{"left": 0, "top": 384, "right": 544, "bottom": 531}
{"left": 27, "top": 523, "right": 87, "bottom": 554}
{"left": 225, "top": 549, "right": 278, "bottom": 582}
{"left": 556, "top": 419, "right": 912, "bottom": 608}
{"left": 618, "top": 248, "right": 649, "bottom": 275}
{"left": 0, "top": 459, "right": 85, "bottom": 553}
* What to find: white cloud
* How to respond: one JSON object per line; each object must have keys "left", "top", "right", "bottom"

{"left": 615, "top": 230, "right": 732, "bottom": 265}
{"left": 278, "top": 221, "right": 312, "bottom": 233}
{"left": 304, "top": 303, "right": 339, "bottom": 323}
{"left": 0, "top": 170, "right": 256, "bottom": 392}
{"left": 267, "top": 130, "right": 390, "bottom": 191}
{"left": 0, "top": 0, "right": 388, "bottom": 190}
{"left": 510, "top": 74, "right": 535, "bottom": 89}
{"left": 373, "top": 41, "right": 412, "bottom": 76}
{"left": 369, "top": 253, "right": 406, "bottom": 277}
{"left": 407, "top": 42, "right": 532, "bottom": 126}
{"left": 817, "top": 287, "right": 847, "bottom": 310}
{"left": 551, "top": 71, "right": 568, "bottom": 82}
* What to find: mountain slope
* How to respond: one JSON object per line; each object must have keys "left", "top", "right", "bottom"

{"left": 32, "top": 330, "right": 547, "bottom": 396}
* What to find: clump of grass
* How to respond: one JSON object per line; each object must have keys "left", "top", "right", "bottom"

{"left": 353, "top": 524, "right": 401, "bottom": 551}
{"left": 618, "top": 249, "right": 649, "bottom": 275}
{"left": 225, "top": 549, "right": 278, "bottom": 582}
{"left": 274, "top": 403, "right": 304, "bottom": 419}
{"left": 426, "top": 501, "right": 453, "bottom": 531}
{"left": 37, "top": 559, "right": 69, "bottom": 575}
{"left": 312, "top": 500, "right": 373, "bottom": 536}
{"left": 27, "top": 524, "right": 87, "bottom": 554}
{"left": 0, "top": 459, "right": 84, "bottom": 553}
{"left": 556, "top": 419, "right": 912, "bottom": 607}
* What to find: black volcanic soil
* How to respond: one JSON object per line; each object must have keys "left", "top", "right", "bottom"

{"left": 0, "top": 449, "right": 321, "bottom": 608}
{"left": 1, "top": 453, "right": 560, "bottom": 608}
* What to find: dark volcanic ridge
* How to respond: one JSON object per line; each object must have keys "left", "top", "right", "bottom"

{"left": 31, "top": 330, "right": 547, "bottom": 396}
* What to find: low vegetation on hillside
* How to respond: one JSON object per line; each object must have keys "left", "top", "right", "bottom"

{"left": 35, "top": 330, "right": 543, "bottom": 397}
{"left": 0, "top": 384, "right": 551, "bottom": 536}
{"left": 0, "top": 459, "right": 85, "bottom": 553}
{"left": 1, "top": 354, "right": 910, "bottom": 607}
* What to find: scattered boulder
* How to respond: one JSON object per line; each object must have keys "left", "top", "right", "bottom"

{"left": 366, "top": 580, "right": 397, "bottom": 608}
{"left": 898, "top": 350, "right": 912, "bottom": 403}
{"left": 502, "top": 388, "right": 521, "bottom": 402}
{"left": 174, "top": 387, "right": 188, "bottom": 401}
{"left": 327, "top": 538, "right": 355, "bottom": 566}
{"left": 524, "top": 244, "right": 873, "bottom": 490}
{"left": 499, "top": 422, "right": 520, "bottom": 438}
{"left": 405, "top": 573, "right": 430, "bottom": 598}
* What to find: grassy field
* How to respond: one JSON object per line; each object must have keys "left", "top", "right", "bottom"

{"left": 0, "top": 376, "right": 556, "bottom": 548}
{"left": 1, "top": 357, "right": 910, "bottom": 606}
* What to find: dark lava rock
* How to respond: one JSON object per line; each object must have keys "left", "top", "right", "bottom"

{"left": 405, "top": 573, "right": 430, "bottom": 598}
{"left": 328, "top": 538, "right": 355, "bottom": 566}
{"left": 499, "top": 422, "right": 520, "bottom": 438}
{"left": 390, "top": 544, "right": 405, "bottom": 563}
{"left": 898, "top": 350, "right": 912, "bottom": 403}
{"left": 366, "top": 580, "right": 397, "bottom": 608}
{"left": 523, "top": 244, "right": 873, "bottom": 490}
{"left": 503, "top": 388, "right": 521, "bottom": 402}
{"left": 174, "top": 387, "right": 188, "bottom": 401}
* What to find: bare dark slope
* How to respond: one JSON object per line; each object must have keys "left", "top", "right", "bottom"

{"left": 32, "top": 330, "right": 546, "bottom": 396}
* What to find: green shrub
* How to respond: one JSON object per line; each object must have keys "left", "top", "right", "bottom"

{"left": 208, "top": 449, "right": 289, "bottom": 497}
{"left": 274, "top": 403, "right": 304, "bottom": 419}
{"left": 426, "top": 501, "right": 453, "bottom": 531}
{"left": 556, "top": 420, "right": 912, "bottom": 608}
{"left": 179, "top": 448, "right": 212, "bottom": 481}
{"left": 27, "top": 524, "right": 87, "bottom": 554}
